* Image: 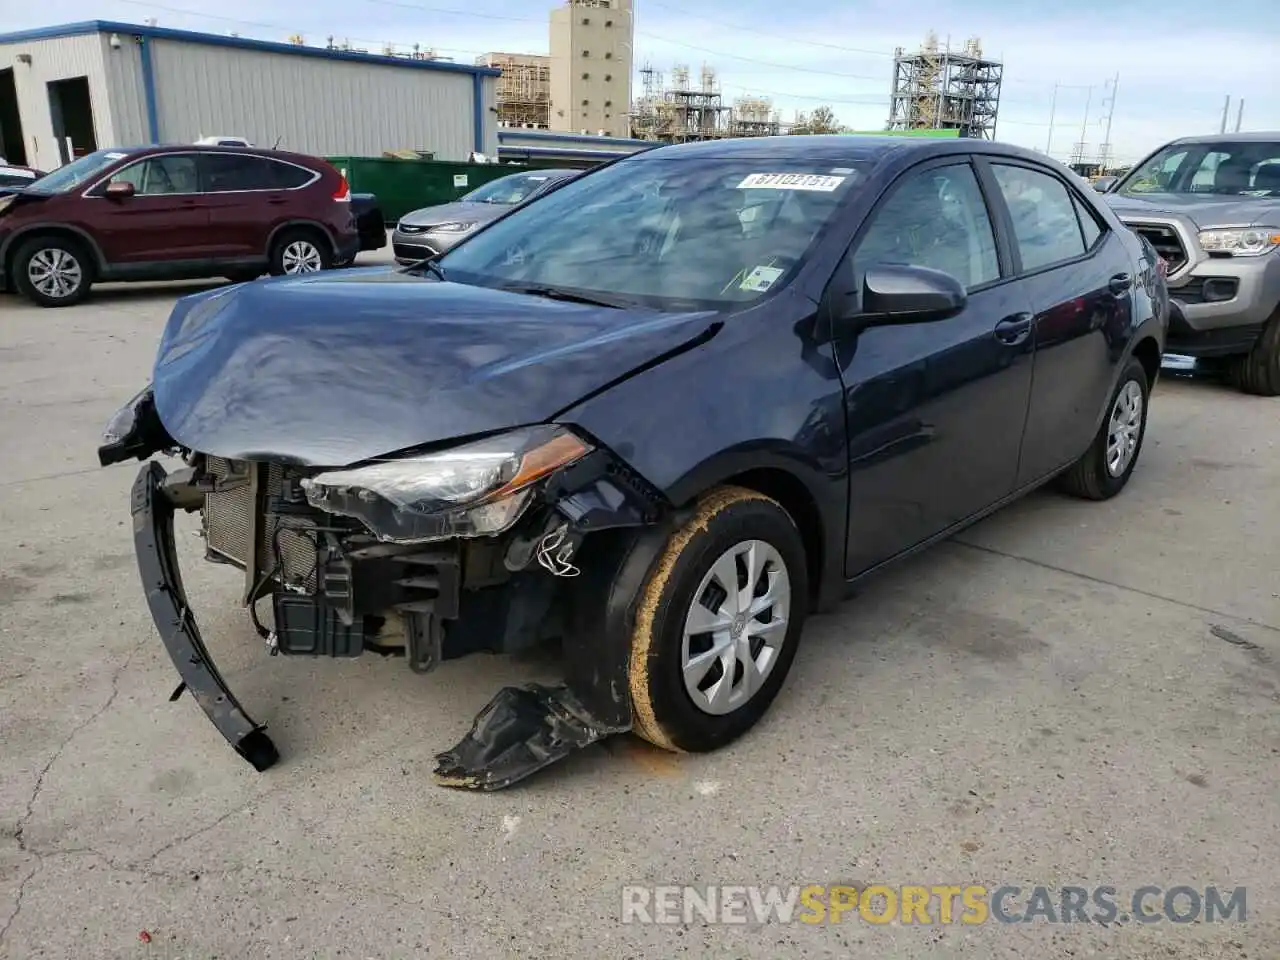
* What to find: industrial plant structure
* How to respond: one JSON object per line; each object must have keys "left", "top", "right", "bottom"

{"left": 887, "top": 32, "right": 1003, "bottom": 139}
{"left": 631, "top": 63, "right": 780, "bottom": 142}
{"left": 548, "top": 0, "right": 634, "bottom": 139}
{"left": 476, "top": 52, "right": 551, "bottom": 129}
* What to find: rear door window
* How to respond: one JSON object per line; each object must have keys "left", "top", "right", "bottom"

{"left": 990, "top": 164, "right": 1087, "bottom": 272}
{"left": 201, "top": 154, "right": 279, "bottom": 192}
{"left": 1072, "top": 194, "right": 1105, "bottom": 250}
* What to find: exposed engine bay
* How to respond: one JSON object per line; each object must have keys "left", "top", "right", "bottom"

{"left": 112, "top": 405, "right": 675, "bottom": 790}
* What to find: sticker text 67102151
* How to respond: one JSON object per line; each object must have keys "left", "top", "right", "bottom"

{"left": 737, "top": 173, "right": 847, "bottom": 192}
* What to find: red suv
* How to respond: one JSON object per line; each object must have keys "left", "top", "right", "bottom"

{"left": 0, "top": 145, "right": 359, "bottom": 307}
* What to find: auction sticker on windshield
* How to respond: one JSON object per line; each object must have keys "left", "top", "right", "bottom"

{"left": 740, "top": 265, "right": 785, "bottom": 292}
{"left": 737, "top": 173, "right": 846, "bottom": 191}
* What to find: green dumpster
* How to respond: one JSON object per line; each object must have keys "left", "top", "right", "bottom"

{"left": 326, "top": 157, "right": 523, "bottom": 223}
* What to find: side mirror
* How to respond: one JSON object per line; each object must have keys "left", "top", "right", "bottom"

{"left": 1092, "top": 176, "right": 1119, "bottom": 194}
{"left": 104, "top": 180, "right": 135, "bottom": 200}
{"left": 841, "top": 264, "right": 966, "bottom": 329}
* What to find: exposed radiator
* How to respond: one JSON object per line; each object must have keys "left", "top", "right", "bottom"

{"left": 203, "top": 457, "right": 320, "bottom": 591}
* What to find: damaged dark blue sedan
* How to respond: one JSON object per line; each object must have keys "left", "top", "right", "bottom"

{"left": 99, "top": 135, "right": 1169, "bottom": 789}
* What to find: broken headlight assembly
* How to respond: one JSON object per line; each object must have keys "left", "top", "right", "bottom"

{"left": 300, "top": 425, "right": 592, "bottom": 544}
{"left": 97, "top": 386, "right": 173, "bottom": 466}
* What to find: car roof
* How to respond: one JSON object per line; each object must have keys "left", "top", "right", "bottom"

{"left": 97, "top": 143, "right": 324, "bottom": 165}
{"left": 1166, "top": 131, "right": 1280, "bottom": 145}
{"left": 628, "top": 133, "right": 1052, "bottom": 167}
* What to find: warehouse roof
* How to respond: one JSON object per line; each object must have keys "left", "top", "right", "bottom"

{"left": 0, "top": 20, "right": 501, "bottom": 78}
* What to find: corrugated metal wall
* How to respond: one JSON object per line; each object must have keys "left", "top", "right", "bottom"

{"left": 0, "top": 34, "right": 113, "bottom": 170}
{"left": 149, "top": 40, "right": 485, "bottom": 161}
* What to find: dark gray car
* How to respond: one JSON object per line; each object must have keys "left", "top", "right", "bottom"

{"left": 392, "top": 168, "right": 579, "bottom": 263}
{"left": 1101, "top": 132, "right": 1280, "bottom": 394}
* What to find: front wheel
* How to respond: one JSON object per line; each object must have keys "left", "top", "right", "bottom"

{"left": 627, "top": 485, "right": 809, "bottom": 753}
{"left": 269, "top": 229, "right": 333, "bottom": 277}
{"left": 1227, "top": 311, "right": 1280, "bottom": 397}
{"left": 1057, "top": 357, "right": 1151, "bottom": 500}
{"left": 13, "top": 237, "right": 93, "bottom": 307}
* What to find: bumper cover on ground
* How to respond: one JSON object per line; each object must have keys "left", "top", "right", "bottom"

{"left": 132, "top": 460, "right": 280, "bottom": 771}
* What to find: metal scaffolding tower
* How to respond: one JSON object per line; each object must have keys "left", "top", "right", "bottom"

{"left": 631, "top": 62, "right": 778, "bottom": 141}
{"left": 887, "top": 32, "right": 1003, "bottom": 139}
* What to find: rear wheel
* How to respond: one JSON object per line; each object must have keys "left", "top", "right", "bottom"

{"left": 627, "top": 486, "right": 808, "bottom": 753}
{"left": 269, "top": 229, "right": 332, "bottom": 277}
{"left": 1227, "top": 311, "right": 1280, "bottom": 396}
{"left": 13, "top": 236, "right": 93, "bottom": 307}
{"left": 1057, "top": 357, "right": 1150, "bottom": 500}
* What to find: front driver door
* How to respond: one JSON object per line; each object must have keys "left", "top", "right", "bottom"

{"left": 829, "top": 158, "right": 1037, "bottom": 577}
{"left": 92, "top": 153, "right": 210, "bottom": 265}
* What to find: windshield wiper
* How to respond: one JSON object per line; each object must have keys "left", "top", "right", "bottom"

{"left": 499, "top": 283, "right": 633, "bottom": 309}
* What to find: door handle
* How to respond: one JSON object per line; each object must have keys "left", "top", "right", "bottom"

{"left": 993, "top": 313, "right": 1034, "bottom": 346}
{"left": 1109, "top": 272, "right": 1132, "bottom": 294}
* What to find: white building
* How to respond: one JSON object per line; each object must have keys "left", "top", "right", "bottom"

{"left": 0, "top": 20, "right": 499, "bottom": 171}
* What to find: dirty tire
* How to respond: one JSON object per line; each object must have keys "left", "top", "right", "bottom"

{"left": 1227, "top": 311, "right": 1280, "bottom": 397}
{"left": 268, "top": 228, "right": 333, "bottom": 276}
{"left": 628, "top": 485, "right": 808, "bottom": 754}
{"left": 13, "top": 235, "right": 94, "bottom": 307}
{"left": 1057, "top": 356, "right": 1150, "bottom": 501}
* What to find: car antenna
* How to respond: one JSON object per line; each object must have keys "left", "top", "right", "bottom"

{"left": 272, "top": 135, "right": 283, "bottom": 150}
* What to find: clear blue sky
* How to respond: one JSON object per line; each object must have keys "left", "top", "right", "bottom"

{"left": 13, "top": 0, "right": 1279, "bottom": 164}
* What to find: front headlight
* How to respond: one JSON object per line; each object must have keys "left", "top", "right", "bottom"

{"left": 1198, "top": 227, "right": 1280, "bottom": 257}
{"left": 300, "top": 425, "right": 592, "bottom": 544}
{"left": 430, "top": 221, "right": 478, "bottom": 233}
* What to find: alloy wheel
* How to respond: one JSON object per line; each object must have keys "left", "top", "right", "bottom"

{"left": 1106, "top": 379, "right": 1144, "bottom": 477}
{"left": 27, "top": 248, "right": 83, "bottom": 300}
{"left": 281, "top": 240, "right": 323, "bottom": 274}
{"left": 681, "top": 539, "right": 792, "bottom": 716}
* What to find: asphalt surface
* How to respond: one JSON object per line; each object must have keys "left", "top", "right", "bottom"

{"left": 1, "top": 253, "right": 1277, "bottom": 959}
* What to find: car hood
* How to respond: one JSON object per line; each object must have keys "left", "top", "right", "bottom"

{"left": 1105, "top": 193, "right": 1280, "bottom": 229}
{"left": 398, "top": 201, "right": 509, "bottom": 228}
{"left": 150, "top": 267, "right": 719, "bottom": 466}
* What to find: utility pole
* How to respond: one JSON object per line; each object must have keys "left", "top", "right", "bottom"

{"left": 1220, "top": 95, "right": 1231, "bottom": 133}
{"left": 1234, "top": 99, "right": 1245, "bottom": 132}
{"left": 1099, "top": 72, "right": 1119, "bottom": 170}
{"left": 1072, "top": 85, "right": 1092, "bottom": 166}
{"left": 1045, "top": 82, "right": 1059, "bottom": 155}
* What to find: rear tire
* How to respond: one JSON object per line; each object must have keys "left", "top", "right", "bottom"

{"left": 1057, "top": 357, "right": 1151, "bottom": 501}
{"left": 268, "top": 228, "right": 332, "bottom": 277}
{"left": 627, "top": 485, "right": 809, "bottom": 754}
{"left": 1227, "top": 311, "right": 1280, "bottom": 396}
{"left": 13, "top": 236, "right": 94, "bottom": 307}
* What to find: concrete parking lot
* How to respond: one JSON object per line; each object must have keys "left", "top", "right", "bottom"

{"left": 1, "top": 254, "right": 1277, "bottom": 959}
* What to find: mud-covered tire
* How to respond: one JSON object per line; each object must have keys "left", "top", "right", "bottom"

{"left": 627, "top": 485, "right": 809, "bottom": 754}
{"left": 1227, "top": 311, "right": 1280, "bottom": 397}
{"left": 12, "top": 235, "right": 94, "bottom": 307}
{"left": 1057, "top": 357, "right": 1150, "bottom": 501}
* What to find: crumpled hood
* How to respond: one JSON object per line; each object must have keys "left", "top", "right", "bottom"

{"left": 151, "top": 268, "right": 718, "bottom": 466}
{"left": 1105, "top": 193, "right": 1280, "bottom": 229}
{"left": 397, "top": 201, "right": 507, "bottom": 229}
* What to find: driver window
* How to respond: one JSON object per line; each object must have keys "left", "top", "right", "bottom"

{"left": 854, "top": 162, "right": 1000, "bottom": 290}
{"left": 109, "top": 155, "right": 198, "bottom": 195}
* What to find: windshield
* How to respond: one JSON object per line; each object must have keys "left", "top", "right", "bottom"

{"left": 1119, "top": 140, "right": 1280, "bottom": 197}
{"left": 462, "top": 172, "right": 560, "bottom": 205}
{"left": 437, "top": 156, "right": 868, "bottom": 309}
{"left": 27, "top": 149, "right": 132, "bottom": 193}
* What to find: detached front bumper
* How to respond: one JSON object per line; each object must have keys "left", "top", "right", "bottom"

{"left": 132, "top": 460, "right": 280, "bottom": 771}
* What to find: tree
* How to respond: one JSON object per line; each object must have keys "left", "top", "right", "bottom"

{"left": 789, "top": 105, "right": 840, "bottom": 135}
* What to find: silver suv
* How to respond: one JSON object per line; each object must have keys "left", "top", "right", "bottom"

{"left": 1102, "top": 132, "right": 1280, "bottom": 395}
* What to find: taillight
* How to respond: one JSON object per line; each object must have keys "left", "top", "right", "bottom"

{"left": 332, "top": 173, "right": 350, "bottom": 202}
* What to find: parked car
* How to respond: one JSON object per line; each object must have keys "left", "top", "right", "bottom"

{"left": 0, "top": 163, "right": 45, "bottom": 190}
{"left": 1102, "top": 132, "right": 1280, "bottom": 394}
{"left": 392, "top": 167, "right": 579, "bottom": 263}
{"left": 0, "top": 145, "right": 360, "bottom": 307}
{"left": 99, "top": 135, "right": 1166, "bottom": 790}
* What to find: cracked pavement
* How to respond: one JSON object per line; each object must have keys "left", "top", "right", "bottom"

{"left": 1, "top": 256, "right": 1278, "bottom": 959}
